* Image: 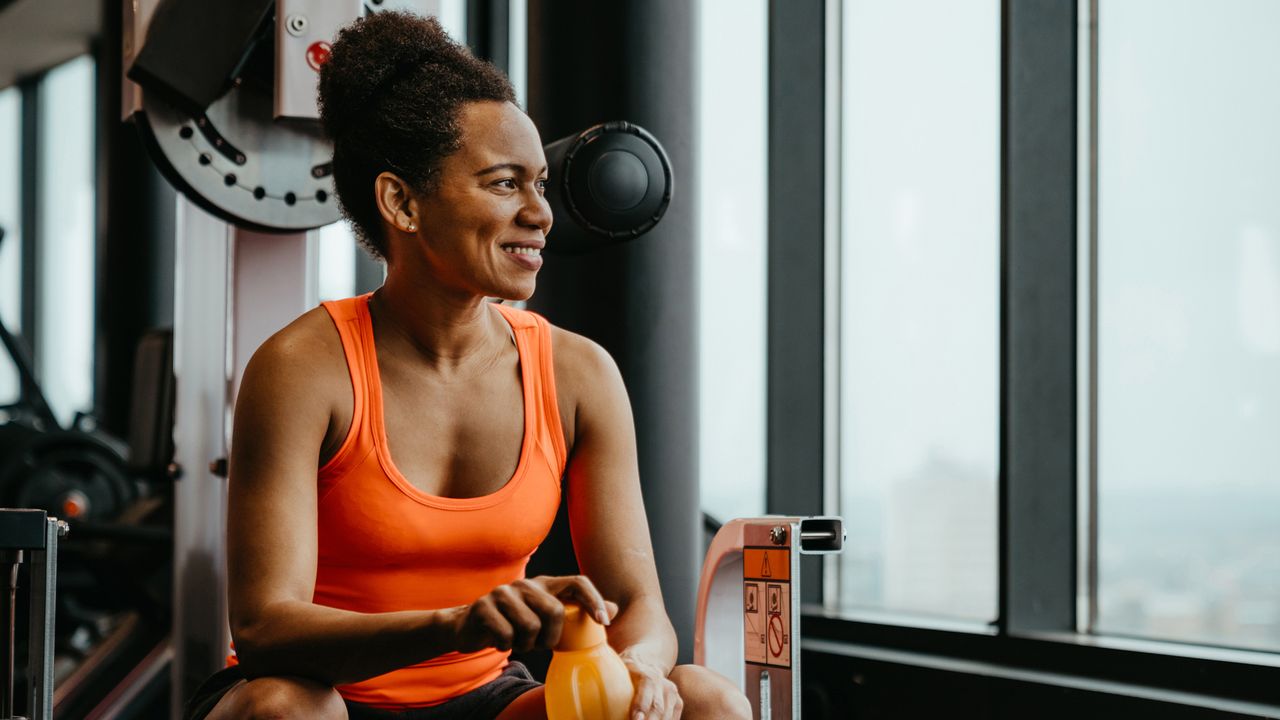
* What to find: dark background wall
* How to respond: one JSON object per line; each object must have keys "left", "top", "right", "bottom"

{"left": 522, "top": 0, "right": 701, "bottom": 667}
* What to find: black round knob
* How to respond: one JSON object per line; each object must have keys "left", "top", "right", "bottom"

{"left": 588, "top": 151, "right": 649, "bottom": 211}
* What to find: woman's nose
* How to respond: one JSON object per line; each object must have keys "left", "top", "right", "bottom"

{"left": 520, "top": 190, "right": 553, "bottom": 233}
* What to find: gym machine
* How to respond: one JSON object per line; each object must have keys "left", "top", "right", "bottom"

{"left": 695, "top": 517, "right": 845, "bottom": 720}
{"left": 0, "top": 510, "right": 66, "bottom": 720}
{"left": 0, "top": 220, "right": 175, "bottom": 720}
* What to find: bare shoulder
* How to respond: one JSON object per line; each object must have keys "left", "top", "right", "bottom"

{"left": 548, "top": 324, "right": 631, "bottom": 452}
{"left": 549, "top": 324, "right": 622, "bottom": 400}
{"left": 238, "top": 306, "right": 347, "bottom": 409}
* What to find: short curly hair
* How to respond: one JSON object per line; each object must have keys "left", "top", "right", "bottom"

{"left": 318, "top": 11, "right": 516, "bottom": 259}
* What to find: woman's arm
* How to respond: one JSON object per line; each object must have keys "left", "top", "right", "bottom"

{"left": 227, "top": 318, "right": 609, "bottom": 685}
{"left": 556, "top": 331, "right": 682, "bottom": 717}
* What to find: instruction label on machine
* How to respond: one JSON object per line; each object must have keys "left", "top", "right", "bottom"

{"left": 743, "top": 547, "right": 790, "bottom": 668}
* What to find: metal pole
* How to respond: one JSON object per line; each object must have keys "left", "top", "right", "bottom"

{"left": 171, "top": 197, "right": 317, "bottom": 716}
{"left": 1085, "top": 0, "right": 1101, "bottom": 637}
{"left": 27, "top": 518, "right": 64, "bottom": 720}
{"left": 170, "top": 196, "right": 233, "bottom": 718}
{"left": 1, "top": 550, "right": 20, "bottom": 720}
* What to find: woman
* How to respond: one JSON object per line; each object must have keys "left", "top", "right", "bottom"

{"left": 184, "top": 11, "right": 750, "bottom": 720}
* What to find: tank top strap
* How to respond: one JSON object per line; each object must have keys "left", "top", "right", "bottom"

{"left": 318, "top": 294, "right": 375, "bottom": 479}
{"left": 493, "top": 303, "right": 567, "bottom": 472}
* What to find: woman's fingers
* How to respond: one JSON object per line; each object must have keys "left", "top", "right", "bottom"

{"left": 631, "top": 675, "right": 656, "bottom": 719}
{"left": 631, "top": 675, "right": 683, "bottom": 720}
{"left": 492, "top": 585, "right": 544, "bottom": 652}
{"left": 622, "top": 657, "right": 684, "bottom": 720}
{"left": 645, "top": 676, "right": 681, "bottom": 720}
{"left": 456, "top": 575, "right": 617, "bottom": 655}
{"left": 537, "top": 575, "right": 610, "bottom": 625}
{"left": 513, "top": 579, "right": 566, "bottom": 648}
{"left": 663, "top": 679, "right": 684, "bottom": 719}
{"left": 468, "top": 597, "right": 515, "bottom": 651}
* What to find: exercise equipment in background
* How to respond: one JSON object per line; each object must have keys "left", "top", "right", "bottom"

{"left": 127, "top": 0, "right": 674, "bottom": 251}
{"left": 542, "top": 121, "right": 673, "bottom": 254}
{"left": 695, "top": 516, "right": 845, "bottom": 719}
{"left": 0, "top": 510, "right": 66, "bottom": 720}
{"left": 1, "top": 220, "right": 177, "bottom": 720}
{"left": 126, "top": 0, "right": 346, "bottom": 232}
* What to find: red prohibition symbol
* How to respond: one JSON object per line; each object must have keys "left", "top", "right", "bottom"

{"left": 306, "top": 41, "right": 332, "bottom": 71}
{"left": 767, "top": 614, "right": 785, "bottom": 657}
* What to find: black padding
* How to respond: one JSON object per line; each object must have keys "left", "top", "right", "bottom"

{"left": 128, "top": 0, "right": 274, "bottom": 115}
{"left": 127, "top": 330, "right": 176, "bottom": 479}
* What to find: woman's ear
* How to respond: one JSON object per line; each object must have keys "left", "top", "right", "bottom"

{"left": 374, "top": 171, "right": 420, "bottom": 234}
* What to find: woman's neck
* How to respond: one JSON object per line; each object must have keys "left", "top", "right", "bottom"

{"left": 369, "top": 273, "right": 504, "bottom": 374}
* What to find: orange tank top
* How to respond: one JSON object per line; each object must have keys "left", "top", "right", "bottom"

{"left": 313, "top": 295, "right": 566, "bottom": 708}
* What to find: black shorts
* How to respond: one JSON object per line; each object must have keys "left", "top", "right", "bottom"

{"left": 183, "top": 661, "right": 541, "bottom": 720}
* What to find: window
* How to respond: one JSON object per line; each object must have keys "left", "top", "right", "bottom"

{"left": 436, "top": 0, "right": 467, "bottom": 43}
{"left": 795, "top": 0, "right": 1278, "bottom": 710}
{"left": 1089, "top": 0, "right": 1280, "bottom": 653}
{"left": 508, "top": 0, "right": 527, "bottom": 107}
{"left": 36, "top": 56, "right": 96, "bottom": 427}
{"left": 697, "top": 0, "right": 768, "bottom": 523}
{"left": 836, "top": 0, "right": 1000, "bottom": 621}
{"left": 317, "top": 221, "right": 358, "bottom": 302}
{"left": 0, "top": 86, "right": 20, "bottom": 407}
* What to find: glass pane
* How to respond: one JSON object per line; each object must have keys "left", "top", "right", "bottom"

{"left": 435, "top": 0, "right": 467, "bottom": 43}
{"left": 508, "top": 0, "right": 527, "bottom": 107}
{"left": 0, "top": 87, "right": 20, "bottom": 407}
{"left": 37, "top": 56, "right": 96, "bottom": 427}
{"left": 837, "top": 0, "right": 999, "bottom": 621}
{"left": 1095, "top": 0, "right": 1280, "bottom": 652}
{"left": 698, "top": 0, "right": 768, "bottom": 523}
{"left": 318, "top": 221, "right": 358, "bottom": 302}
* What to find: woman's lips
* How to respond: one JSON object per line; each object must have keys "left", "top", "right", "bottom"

{"left": 501, "top": 245, "right": 543, "bottom": 270}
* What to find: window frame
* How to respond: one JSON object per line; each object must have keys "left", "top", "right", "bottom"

{"left": 771, "top": 0, "right": 1280, "bottom": 709}
{"left": 3, "top": 74, "right": 45, "bottom": 417}
{"left": 19, "top": 75, "right": 40, "bottom": 383}
{"left": 765, "top": 0, "right": 828, "bottom": 604}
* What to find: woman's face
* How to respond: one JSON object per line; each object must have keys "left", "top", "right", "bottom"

{"left": 405, "top": 100, "right": 552, "bottom": 302}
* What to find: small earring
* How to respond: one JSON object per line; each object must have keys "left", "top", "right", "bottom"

{"left": 406, "top": 223, "right": 417, "bottom": 232}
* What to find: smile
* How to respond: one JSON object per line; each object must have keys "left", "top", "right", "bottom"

{"left": 501, "top": 246, "right": 542, "bottom": 257}
{"left": 501, "top": 244, "right": 544, "bottom": 271}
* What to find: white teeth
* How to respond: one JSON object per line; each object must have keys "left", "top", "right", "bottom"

{"left": 503, "top": 246, "right": 541, "bottom": 256}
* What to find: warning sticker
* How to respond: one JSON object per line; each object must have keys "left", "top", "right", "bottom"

{"left": 743, "top": 548, "right": 790, "bottom": 581}
{"left": 744, "top": 580, "right": 766, "bottom": 664}
{"left": 743, "top": 547, "right": 790, "bottom": 667}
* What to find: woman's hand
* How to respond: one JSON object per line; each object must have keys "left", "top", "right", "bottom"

{"left": 448, "top": 575, "right": 618, "bottom": 654}
{"left": 620, "top": 652, "right": 684, "bottom": 720}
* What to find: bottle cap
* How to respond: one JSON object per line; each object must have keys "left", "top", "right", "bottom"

{"left": 556, "top": 603, "right": 607, "bottom": 651}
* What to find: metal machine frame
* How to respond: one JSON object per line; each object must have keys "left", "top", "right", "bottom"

{"left": 694, "top": 516, "right": 843, "bottom": 720}
{"left": 0, "top": 510, "right": 68, "bottom": 720}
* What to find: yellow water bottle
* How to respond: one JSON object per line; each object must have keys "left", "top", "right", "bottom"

{"left": 545, "top": 604, "right": 635, "bottom": 720}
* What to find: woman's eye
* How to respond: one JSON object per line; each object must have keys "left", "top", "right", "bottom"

{"left": 494, "top": 178, "right": 518, "bottom": 189}
{"left": 536, "top": 179, "right": 549, "bottom": 193}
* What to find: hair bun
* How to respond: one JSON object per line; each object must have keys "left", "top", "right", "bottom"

{"left": 318, "top": 11, "right": 452, "bottom": 140}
